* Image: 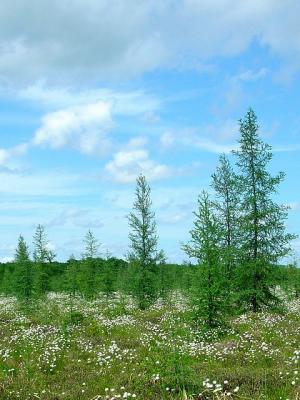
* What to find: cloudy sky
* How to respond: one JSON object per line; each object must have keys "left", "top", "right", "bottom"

{"left": 1, "top": 0, "right": 300, "bottom": 262}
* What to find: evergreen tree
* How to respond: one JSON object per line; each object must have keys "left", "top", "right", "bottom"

{"left": 128, "top": 174, "right": 163, "bottom": 309}
{"left": 15, "top": 235, "right": 30, "bottom": 263}
{"left": 211, "top": 154, "right": 240, "bottom": 288}
{"left": 33, "top": 224, "right": 56, "bottom": 263}
{"left": 32, "top": 225, "right": 54, "bottom": 296}
{"left": 81, "top": 230, "right": 100, "bottom": 299}
{"left": 83, "top": 230, "right": 100, "bottom": 259}
{"left": 183, "top": 191, "right": 227, "bottom": 328}
{"left": 233, "top": 109, "right": 295, "bottom": 312}
{"left": 14, "top": 235, "right": 32, "bottom": 301}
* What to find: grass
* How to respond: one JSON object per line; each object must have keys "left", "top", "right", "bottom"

{"left": 0, "top": 292, "right": 299, "bottom": 400}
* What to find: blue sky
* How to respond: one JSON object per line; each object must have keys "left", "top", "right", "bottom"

{"left": 0, "top": 0, "right": 300, "bottom": 263}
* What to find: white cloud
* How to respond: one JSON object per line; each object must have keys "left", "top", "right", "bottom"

{"left": 0, "top": 171, "right": 84, "bottom": 196}
{"left": 47, "top": 208, "right": 104, "bottom": 228}
{"left": 105, "top": 148, "right": 172, "bottom": 183}
{"left": 159, "top": 124, "right": 239, "bottom": 154}
{"left": 19, "top": 85, "right": 161, "bottom": 114}
{"left": 160, "top": 131, "right": 176, "bottom": 148}
{"left": 232, "top": 68, "right": 268, "bottom": 83}
{"left": 32, "top": 101, "right": 112, "bottom": 155}
{"left": 0, "top": 1, "right": 299, "bottom": 85}
{"left": 20, "top": 85, "right": 162, "bottom": 157}
{"left": 0, "top": 143, "right": 28, "bottom": 170}
{"left": 189, "top": 137, "right": 237, "bottom": 154}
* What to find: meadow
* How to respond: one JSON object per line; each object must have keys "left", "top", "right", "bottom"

{"left": 0, "top": 291, "right": 299, "bottom": 400}
{"left": 0, "top": 110, "right": 299, "bottom": 400}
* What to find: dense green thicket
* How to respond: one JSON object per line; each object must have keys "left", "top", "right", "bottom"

{"left": 0, "top": 259, "right": 194, "bottom": 298}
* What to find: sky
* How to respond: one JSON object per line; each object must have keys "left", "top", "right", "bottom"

{"left": 1, "top": 0, "right": 300, "bottom": 263}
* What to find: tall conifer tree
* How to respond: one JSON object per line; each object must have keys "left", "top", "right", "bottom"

{"left": 128, "top": 174, "right": 163, "bottom": 309}
{"left": 233, "top": 109, "right": 295, "bottom": 311}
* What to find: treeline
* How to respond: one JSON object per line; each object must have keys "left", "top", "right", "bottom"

{"left": 0, "top": 256, "right": 196, "bottom": 300}
{"left": 0, "top": 109, "right": 299, "bottom": 328}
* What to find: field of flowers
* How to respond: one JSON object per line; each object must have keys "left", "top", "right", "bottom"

{"left": 0, "top": 292, "right": 299, "bottom": 400}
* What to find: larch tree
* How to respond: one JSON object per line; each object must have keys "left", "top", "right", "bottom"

{"left": 183, "top": 191, "right": 227, "bottom": 327}
{"left": 211, "top": 154, "right": 240, "bottom": 283}
{"left": 81, "top": 230, "right": 100, "bottom": 299}
{"left": 83, "top": 230, "right": 100, "bottom": 259}
{"left": 128, "top": 174, "right": 163, "bottom": 309}
{"left": 233, "top": 108, "right": 295, "bottom": 312}
{"left": 15, "top": 235, "right": 32, "bottom": 301}
{"left": 33, "top": 224, "right": 56, "bottom": 263}
{"left": 32, "top": 225, "right": 55, "bottom": 296}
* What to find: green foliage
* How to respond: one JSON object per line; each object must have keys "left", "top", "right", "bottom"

{"left": 233, "top": 109, "right": 296, "bottom": 312}
{"left": 286, "top": 261, "right": 300, "bottom": 298}
{"left": 128, "top": 174, "right": 164, "bottom": 309}
{"left": 64, "top": 256, "right": 79, "bottom": 298}
{"left": 33, "top": 263, "right": 51, "bottom": 297}
{"left": 33, "top": 224, "right": 56, "bottom": 263}
{"left": 14, "top": 235, "right": 33, "bottom": 301}
{"left": 183, "top": 191, "right": 228, "bottom": 328}
{"left": 211, "top": 154, "right": 240, "bottom": 282}
{"left": 83, "top": 230, "right": 100, "bottom": 259}
{"left": 79, "top": 231, "right": 101, "bottom": 299}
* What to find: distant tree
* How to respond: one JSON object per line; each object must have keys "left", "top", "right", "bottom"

{"left": 15, "top": 235, "right": 30, "bottom": 263}
{"left": 128, "top": 174, "right": 164, "bottom": 309}
{"left": 183, "top": 191, "right": 227, "bottom": 328}
{"left": 14, "top": 235, "right": 32, "bottom": 301}
{"left": 233, "top": 109, "right": 296, "bottom": 312}
{"left": 83, "top": 230, "right": 100, "bottom": 259}
{"left": 32, "top": 225, "right": 54, "bottom": 296}
{"left": 81, "top": 230, "right": 100, "bottom": 299}
{"left": 33, "top": 224, "right": 56, "bottom": 263}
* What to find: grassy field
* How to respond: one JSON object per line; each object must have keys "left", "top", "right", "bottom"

{"left": 0, "top": 292, "right": 299, "bottom": 400}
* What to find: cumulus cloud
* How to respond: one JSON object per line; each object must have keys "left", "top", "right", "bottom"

{"left": 20, "top": 85, "right": 162, "bottom": 157}
{"left": 0, "top": 1, "right": 299, "bottom": 86}
{"left": 104, "top": 148, "right": 172, "bottom": 183}
{"left": 32, "top": 101, "right": 112, "bottom": 155}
